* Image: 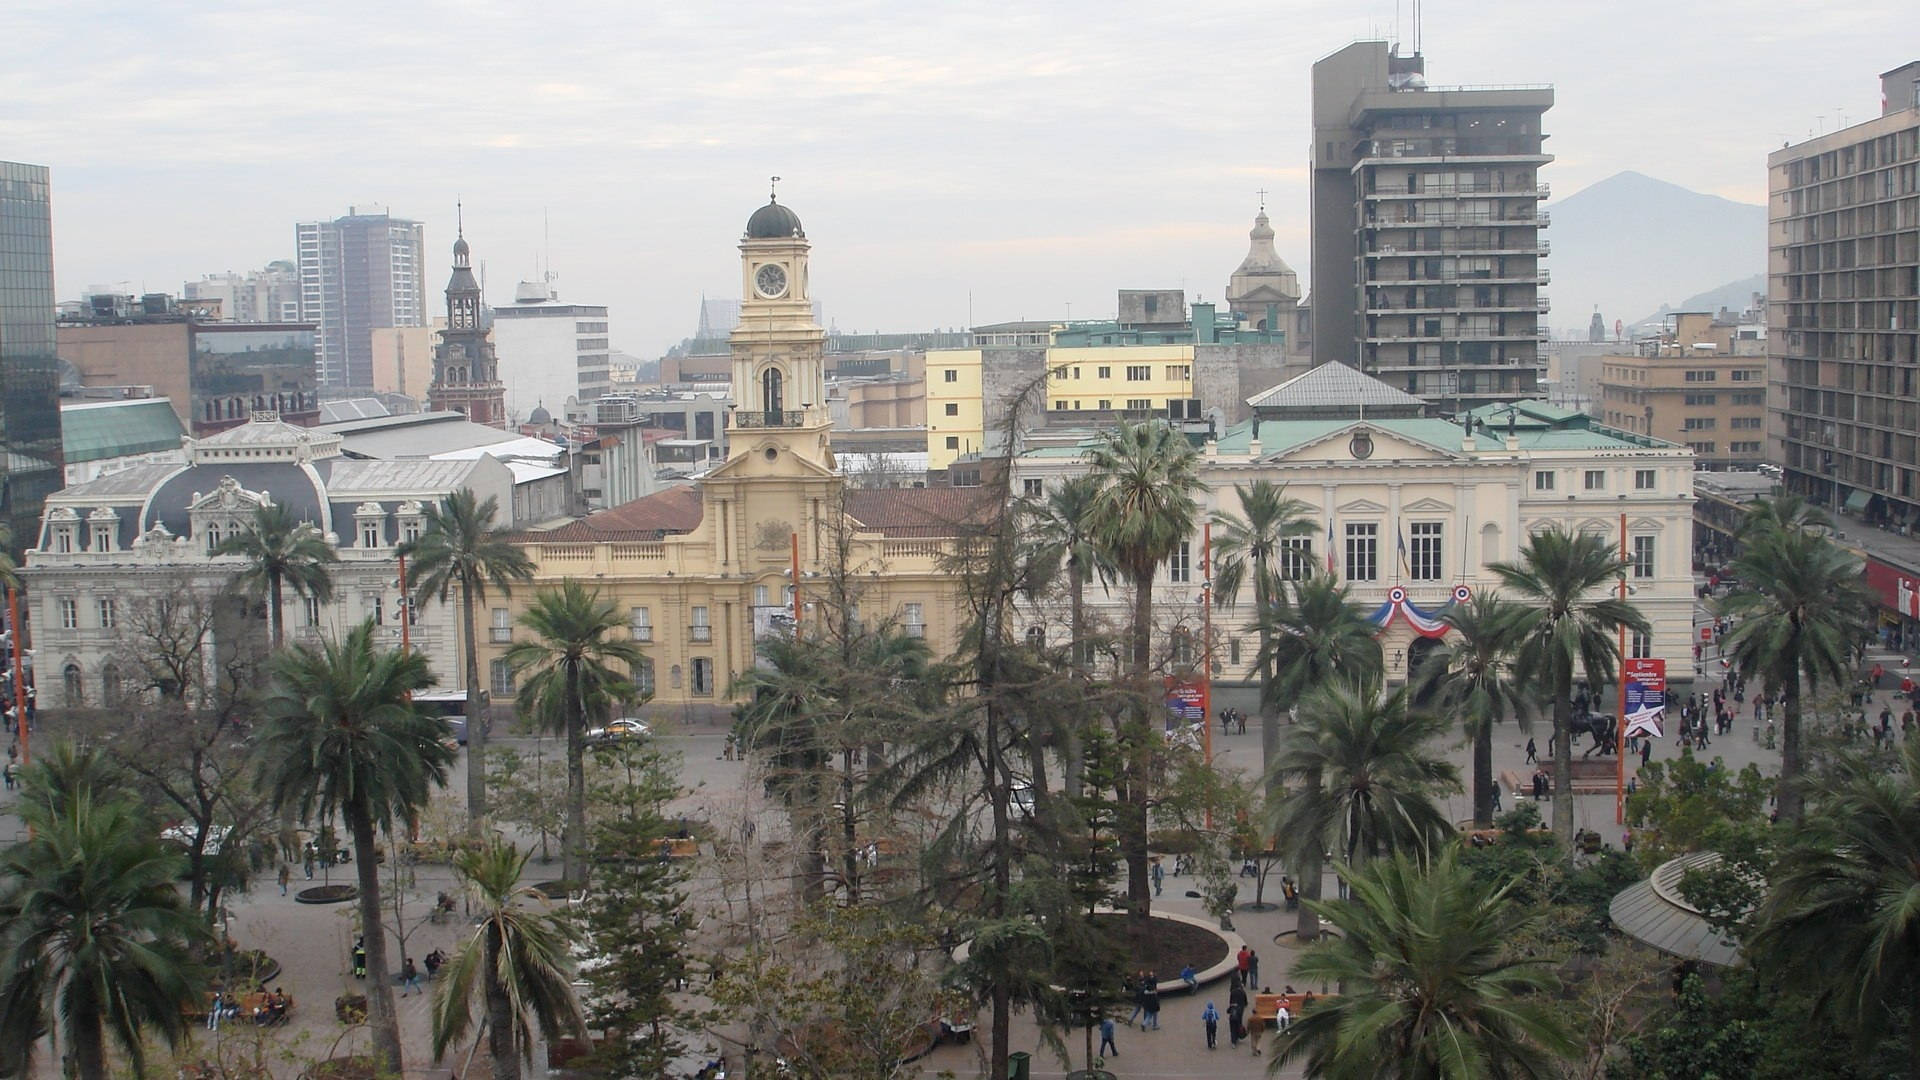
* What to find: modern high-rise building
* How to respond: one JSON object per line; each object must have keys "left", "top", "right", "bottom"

{"left": 1311, "top": 41, "right": 1553, "bottom": 410}
{"left": 490, "top": 278, "right": 611, "bottom": 422}
{"left": 1768, "top": 61, "right": 1920, "bottom": 525}
{"left": 296, "top": 208, "right": 426, "bottom": 392}
{"left": 0, "top": 161, "right": 66, "bottom": 557}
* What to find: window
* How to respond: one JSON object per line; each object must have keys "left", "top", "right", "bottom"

{"left": 1687, "top": 441, "right": 1717, "bottom": 454}
{"left": 1409, "top": 522, "right": 1443, "bottom": 581}
{"left": 691, "top": 605, "right": 711, "bottom": 642}
{"left": 58, "top": 597, "right": 77, "bottom": 630}
{"left": 53, "top": 528, "right": 73, "bottom": 554}
{"left": 633, "top": 657, "right": 656, "bottom": 698}
{"left": 1629, "top": 630, "right": 1652, "bottom": 659}
{"left": 1344, "top": 523, "right": 1378, "bottom": 582}
{"left": 1731, "top": 416, "right": 1763, "bottom": 429}
{"left": 1584, "top": 470, "right": 1606, "bottom": 491}
{"left": 490, "top": 657, "right": 516, "bottom": 697}
{"left": 97, "top": 598, "right": 116, "bottom": 629}
{"left": 62, "top": 663, "right": 82, "bottom": 707}
{"left": 1166, "top": 364, "right": 1191, "bottom": 380}
{"left": 1682, "top": 417, "right": 1716, "bottom": 430}
{"left": 1025, "top": 625, "right": 1046, "bottom": 649}
{"left": 1534, "top": 470, "right": 1555, "bottom": 491}
{"left": 903, "top": 602, "right": 925, "bottom": 637}
{"left": 360, "top": 520, "right": 381, "bottom": 548}
{"left": 1169, "top": 542, "right": 1191, "bottom": 583}
{"left": 1097, "top": 399, "right": 1111, "bottom": 410}
{"left": 100, "top": 664, "right": 122, "bottom": 708}
{"left": 753, "top": 584, "right": 769, "bottom": 607}
{"left": 1730, "top": 369, "right": 1762, "bottom": 382}
{"left": 1023, "top": 478, "right": 1044, "bottom": 498}
{"left": 367, "top": 593, "right": 384, "bottom": 625}
{"left": 630, "top": 606, "right": 652, "bottom": 641}
{"left": 490, "top": 607, "right": 512, "bottom": 642}
{"left": 1096, "top": 366, "right": 1111, "bottom": 378}
{"left": 402, "top": 518, "right": 422, "bottom": 544}
{"left": 1052, "top": 366, "right": 1068, "bottom": 380}
{"left": 945, "top": 436, "right": 959, "bottom": 450}
{"left": 1126, "top": 398, "right": 1151, "bottom": 410}
{"left": 943, "top": 369, "right": 957, "bottom": 383}
{"left": 1683, "top": 393, "right": 1718, "bottom": 406}
{"left": 1684, "top": 370, "right": 1717, "bottom": 382}
{"left": 690, "top": 658, "right": 714, "bottom": 696}
{"left": 1228, "top": 638, "right": 1243, "bottom": 665}
{"left": 1731, "top": 441, "right": 1764, "bottom": 453}
{"left": 1171, "top": 627, "right": 1194, "bottom": 665}
{"left": 1126, "top": 365, "right": 1151, "bottom": 381}
{"left": 91, "top": 523, "right": 113, "bottom": 552}
{"left": 1631, "top": 535, "right": 1655, "bottom": 579}
{"left": 1279, "top": 538, "right": 1314, "bottom": 580}
{"left": 305, "top": 595, "right": 322, "bottom": 626}
{"left": 1634, "top": 469, "right": 1656, "bottom": 491}
{"left": 1731, "top": 392, "right": 1764, "bottom": 405}
{"left": 944, "top": 403, "right": 959, "bottom": 416}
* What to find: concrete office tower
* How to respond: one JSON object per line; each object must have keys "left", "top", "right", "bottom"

{"left": 296, "top": 207, "right": 426, "bottom": 392}
{"left": 490, "top": 278, "right": 611, "bottom": 422}
{"left": 1311, "top": 41, "right": 1553, "bottom": 411}
{"left": 1768, "top": 61, "right": 1920, "bottom": 523}
{"left": 0, "top": 161, "right": 66, "bottom": 557}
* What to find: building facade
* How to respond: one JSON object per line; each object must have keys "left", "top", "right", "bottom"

{"left": 0, "top": 160, "right": 64, "bottom": 557}
{"left": 1598, "top": 313, "right": 1769, "bottom": 469}
{"left": 425, "top": 229, "right": 507, "bottom": 427}
{"left": 491, "top": 195, "right": 973, "bottom": 718}
{"left": 1768, "top": 61, "right": 1920, "bottom": 526}
{"left": 183, "top": 262, "right": 300, "bottom": 323}
{"left": 297, "top": 208, "right": 427, "bottom": 392}
{"left": 489, "top": 279, "right": 611, "bottom": 421}
{"left": 1312, "top": 41, "right": 1553, "bottom": 409}
{"left": 21, "top": 417, "right": 514, "bottom": 708}
{"left": 1010, "top": 364, "right": 1698, "bottom": 697}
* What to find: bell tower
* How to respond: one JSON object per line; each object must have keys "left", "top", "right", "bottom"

{"left": 427, "top": 206, "right": 507, "bottom": 427}
{"left": 728, "top": 179, "right": 832, "bottom": 469}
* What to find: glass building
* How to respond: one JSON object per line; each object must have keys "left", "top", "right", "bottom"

{"left": 0, "top": 162, "right": 64, "bottom": 559}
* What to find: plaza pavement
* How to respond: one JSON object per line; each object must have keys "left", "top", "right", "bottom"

{"left": 1, "top": 586, "right": 1900, "bottom": 1079}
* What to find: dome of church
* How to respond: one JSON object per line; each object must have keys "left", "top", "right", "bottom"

{"left": 453, "top": 235, "right": 470, "bottom": 258}
{"left": 529, "top": 403, "right": 552, "bottom": 425}
{"left": 746, "top": 199, "right": 804, "bottom": 239}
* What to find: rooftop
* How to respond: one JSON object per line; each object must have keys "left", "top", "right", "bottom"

{"left": 60, "top": 398, "right": 185, "bottom": 464}
{"left": 1246, "top": 361, "right": 1429, "bottom": 416}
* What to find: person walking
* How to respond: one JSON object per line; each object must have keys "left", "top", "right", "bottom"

{"left": 1524, "top": 736, "right": 1537, "bottom": 764}
{"left": 1141, "top": 978, "right": 1161, "bottom": 1031}
{"left": 1248, "top": 1011, "right": 1266, "bottom": 1056}
{"left": 1235, "top": 945, "right": 1252, "bottom": 983}
{"left": 1201, "top": 1001, "right": 1219, "bottom": 1049}
{"left": 351, "top": 937, "right": 367, "bottom": 979}
{"left": 1122, "top": 972, "right": 1142, "bottom": 1027}
{"left": 278, "top": 864, "right": 290, "bottom": 897}
{"left": 1246, "top": 949, "right": 1260, "bottom": 991}
{"left": 1150, "top": 857, "right": 1164, "bottom": 898}
{"left": 400, "top": 956, "right": 422, "bottom": 997}
{"left": 1098, "top": 1016, "right": 1119, "bottom": 1059}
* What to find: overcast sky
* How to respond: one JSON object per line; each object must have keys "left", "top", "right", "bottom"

{"left": 2, "top": 0, "right": 1906, "bottom": 359}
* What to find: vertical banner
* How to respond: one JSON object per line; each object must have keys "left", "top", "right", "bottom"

{"left": 1621, "top": 658, "right": 1668, "bottom": 739}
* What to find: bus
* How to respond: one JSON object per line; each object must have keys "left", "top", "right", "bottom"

{"left": 413, "top": 691, "right": 483, "bottom": 746}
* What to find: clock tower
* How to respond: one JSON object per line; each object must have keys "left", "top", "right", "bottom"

{"left": 427, "top": 214, "right": 508, "bottom": 427}
{"left": 727, "top": 184, "right": 832, "bottom": 470}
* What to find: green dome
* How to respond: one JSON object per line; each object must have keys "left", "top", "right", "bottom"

{"left": 745, "top": 199, "right": 804, "bottom": 239}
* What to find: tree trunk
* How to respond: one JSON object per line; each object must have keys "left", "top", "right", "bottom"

{"left": 70, "top": 986, "right": 107, "bottom": 1080}
{"left": 1294, "top": 774, "right": 1323, "bottom": 942}
{"left": 463, "top": 581, "right": 488, "bottom": 831}
{"left": 486, "top": 927, "right": 520, "bottom": 1080}
{"left": 1777, "top": 669, "right": 1805, "bottom": 824}
{"left": 1552, "top": 684, "right": 1575, "bottom": 851}
{"left": 350, "top": 804, "right": 405, "bottom": 1076}
{"left": 268, "top": 567, "right": 284, "bottom": 649}
{"left": 1472, "top": 718, "right": 1494, "bottom": 828}
{"left": 1062, "top": 568, "right": 1087, "bottom": 800}
{"left": 987, "top": 690, "right": 1013, "bottom": 1080}
{"left": 563, "top": 673, "right": 587, "bottom": 885}
{"left": 840, "top": 746, "right": 861, "bottom": 904}
{"left": 1256, "top": 565, "right": 1281, "bottom": 810}
{"left": 1124, "top": 573, "right": 1154, "bottom": 955}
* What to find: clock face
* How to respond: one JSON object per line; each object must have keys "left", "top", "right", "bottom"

{"left": 755, "top": 263, "right": 788, "bottom": 298}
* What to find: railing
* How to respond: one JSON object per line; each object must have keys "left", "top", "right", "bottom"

{"left": 489, "top": 627, "right": 513, "bottom": 643}
{"left": 611, "top": 542, "right": 665, "bottom": 560}
{"left": 630, "top": 625, "right": 653, "bottom": 642}
{"left": 690, "top": 625, "right": 712, "bottom": 643}
{"left": 1536, "top": 297, "right": 1552, "bottom": 312}
{"left": 1538, "top": 269, "right": 1552, "bottom": 285}
{"left": 732, "top": 409, "right": 804, "bottom": 429}
{"left": 1537, "top": 240, "right": 1551, "bottom": 256}
{"left": 881, "top": 539, "right": 947, "bottom": 559}
{"left": 1536, "top": 182, "right": 1550, "bottom": 198}
{"left": 905, "top": 623, "right": 926, "bottom": 639}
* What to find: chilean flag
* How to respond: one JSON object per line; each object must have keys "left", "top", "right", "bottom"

{"left": 1325, "top": 518, "right": 1337, "bottom": 577}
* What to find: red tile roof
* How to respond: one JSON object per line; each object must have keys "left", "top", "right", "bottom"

{"left": 531, "top": 485, "right": 704, "bottom": 542}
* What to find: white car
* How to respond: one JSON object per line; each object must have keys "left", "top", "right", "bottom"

{"left": 586, "top": 718, "right": 651, "bottom": 744}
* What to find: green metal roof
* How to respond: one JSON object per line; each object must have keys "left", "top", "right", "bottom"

{"left": 60, "top": 399, "right": 186, "bottom": 464}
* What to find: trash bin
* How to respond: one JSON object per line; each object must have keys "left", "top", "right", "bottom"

{"left": 1007, "top": 1051, "right": 1031, "bottom": 1080}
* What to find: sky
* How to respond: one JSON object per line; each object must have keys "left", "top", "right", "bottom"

{"left": 1, "top": 0, "right": 1908, "bottom": 360}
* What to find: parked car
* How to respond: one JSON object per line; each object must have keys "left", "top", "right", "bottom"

{"left": 586, "top": 718, "right": 651, "bottom": 744}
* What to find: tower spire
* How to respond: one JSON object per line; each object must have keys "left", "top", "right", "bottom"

{"left": 456, "top": 199, "right": 464, "bottom": 240}
{"left": 769, "top": 175, "right": 781, "bottom": 203}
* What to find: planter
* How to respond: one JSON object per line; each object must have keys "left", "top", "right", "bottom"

{"left": 208, "top": 949, "right": 282, "bottom": 989}
{"left": 295, "top": 884, "right": 358, "bottom": 905}
{"left": 333, "top": 993, "right": 368, "bottom": 1025}
{"left": 530, "top": 880, "right": 579, "bottom": 901}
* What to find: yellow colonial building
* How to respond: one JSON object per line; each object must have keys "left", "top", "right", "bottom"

{"left": 492, "top": 195, "right": 979, "bottom": 720}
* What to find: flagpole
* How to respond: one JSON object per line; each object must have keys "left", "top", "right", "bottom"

{"left": 1201, "top": 523, "right": 1214, "bottom": 831}
{"left": 1616, "top": 512, "right": 1628, "bottom": 827}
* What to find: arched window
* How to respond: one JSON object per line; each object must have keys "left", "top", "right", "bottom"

{"left": 1480, "top": 522, "right": 1500, "bottom": 564}
{"left": 1024, "top": 625, "right": 1045, "bottom": 649}
{"left": 63, "top": 663, "right": 83, "bottom": 707}
{"left": 100, "top": 664, "right": 122, "bottom": 708}
{"left": 762, "top": 367, "right": 784, "bottom": 416}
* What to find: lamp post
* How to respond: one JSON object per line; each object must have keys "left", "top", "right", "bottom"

{"left": 8, "top": 587, "right": 27, "bottom": 766}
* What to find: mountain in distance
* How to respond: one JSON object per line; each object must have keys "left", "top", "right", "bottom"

{"left": 1545, "top": 171, "right": 1764, "bottom": 336}
{"left": 1632, "top": 273, "right": 1767, "bottom": 329}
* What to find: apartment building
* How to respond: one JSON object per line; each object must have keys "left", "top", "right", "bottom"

{"left": 1598, "top": 312, "right": 1768, "bottom": 468}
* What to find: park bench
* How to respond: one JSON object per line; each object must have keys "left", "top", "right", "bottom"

{"left": 1251, "top": 992, "right": 1334, "bottom": 1026}
{"left": 649, "top": 837, "right": 699, "bottom": 859}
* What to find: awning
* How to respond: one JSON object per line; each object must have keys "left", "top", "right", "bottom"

{"left": 1608, "top": 853, "right": 1744, "bottom": 968}
{"left": 1846, "top": 489, "right": 1872, "bottom": 513}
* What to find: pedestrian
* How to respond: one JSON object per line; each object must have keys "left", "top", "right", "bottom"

{"left": 1248, "top": 1012, "right": 1266, "bottom": 1056}
{"left": 1491, "top": 783, "right": 1502, "bottom": 813}
{"left": 1098, "top": 1017, "right": 1118, "bottom": 1059}
{"left": 1641, "top": 738, "right": 1652, "bottom": 766}
{"left": 1228, "top": 977, "right": 1248, "bottom": 1047}
{"left": 1141, "top": 978, "right": 1161, "bottom": 1031}
{"left": 1150, "top": 857, "right": 1164, "bottom": 898}
{"left": 278, "top": 864, "right": 290, "bottom": 896}
{"left": 1122, "top": 972, "right": 1141, "bottom": 1026}
{"left": 351, "top": 937, "right": 367, "bottom": 979}
{"left": 401, "top": 957, "right": 422, "bottom": 996}
{"left": 303, "top": 852, "right": 314, "bottom": 880}
{"left": 1525, "top": 737, "right": 1537, "bottom": 764}
{"left": 1246, "top": 949, "right": 1259, "bottom": 991}
{"left": 1202, "top": 1001, "right": 1219, "bottom": 1049}
{"left": 1235, "top": 945, "right": 1251, "bottom": 982}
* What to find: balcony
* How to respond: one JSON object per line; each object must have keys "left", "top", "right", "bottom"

{"left": 1537, "top": 297, "right": 1552, "bottom": 313}
{"left": 1536, "top": 182, "right": 1550, "bottom": 198}
{"left": 690, "top": 625, "right": 712, "bottom": 643}
{"left": 489, "top": 627, "right": 513, "bottom": 643}
{"left": 1537, "top": 240, "right": 1551, "bottom": 256}
{"left": 631, "top": 625, "right": 653, "bottom": 642}
{"left": 1538, "top": 269, "right": 1551, "bottom": 285}
{"left": 732, "top": 409, "right": 804, "bottom": 429}
{"left": 905, "top": 623, "right": 926, "bottom": 639}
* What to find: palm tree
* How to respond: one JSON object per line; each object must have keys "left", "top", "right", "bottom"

{"left": 1256, "top": 573, "right": 1383, "bottom": 939}
{"left": 1736, "top": 491, "right": 1831, "bottom": 539}
{"left": 1211, "top": 480, "right": 1316, "bottom": 805}
{"left": 1025, "top": 474, "right": 1113, "bottom": 798}
{"left": 431, "top": 838, "right": 587, "bottom": 1080}
{"left": 1085, "top": 419, "right": 1206, "bottom": 946}
{"left": 1271, "top": 849, "right": 1577, "bottom": 1079}
{"left": 215, "top": 501, "right": 338, "bottom": 648}
{"left": 256, "top": 620, "right": 455, "bottom": 1076}
{"left": 0, "top": 763, "right": 204, "bottom": 1080}
{"left": 1723, "top": 500, "right": 1871, "bottom": 823}
{"left": 503, "top": 582, "right": 643, "bottom": 886}
{"left": 1748, "top": 738, "right": 1920, "bottom": 1074}
{"left": 1490, "top": 527, "right": 1647, "bottom": 849}
{"left": 1413, "top": 591, "right": 1533, "bottom": 827}
{"left": 401, "top": 489, "right": 535, "bottom": 827}
{"left": 1271, "top": 681, "right": 1458, "bottom": 883}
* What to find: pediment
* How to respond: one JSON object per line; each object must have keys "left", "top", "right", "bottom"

{"left": 704, "top": 439, "right": 838, "bottom": 482}
{"left": 1337, "top": 497, "right": 1389, "bottom": 514}
{"left": 1402, "top": 496, "right": 1454, "bottom": 513}
{"left": 1266, "top": 422, "right": 1461, "bottom": 465}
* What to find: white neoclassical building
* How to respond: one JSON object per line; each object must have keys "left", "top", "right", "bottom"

{"left": 21, "top": 414, "right": 513, "bottom": 709}
{"left": 1008, "top": 364, "right": 1698, "bottom": 700}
